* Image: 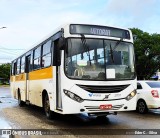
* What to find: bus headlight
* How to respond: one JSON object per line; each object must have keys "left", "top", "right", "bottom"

{"left": 63, "top": 89, "right": 84, "bottom": 103}
{"left": 125, "top": 90, "right": 137, "bottom": 101}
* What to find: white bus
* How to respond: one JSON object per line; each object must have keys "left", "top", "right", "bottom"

{"left": 10, "top": 23, "right": 137, "bottom": 119}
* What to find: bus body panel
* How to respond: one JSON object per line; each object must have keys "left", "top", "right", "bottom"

{"left": 10, "top": 67, "right": 56, "bottom": 109}
{"left": 11, "top": 73, "right": 26, "bottom": 101}
{"left": 60, "top": 66, "right": 137, "bottom": 114}
{"left": 28, "top": 66, "right": 53, "bottom": 106}
{"left": 61, "top": 96, "right": 137, "bottom": 114}
{"left": 10, "top": 76, "right": 16, "bottom": 98}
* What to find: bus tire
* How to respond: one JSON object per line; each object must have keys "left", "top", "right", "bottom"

{"left": 44, "top": 94, "right": 54, "bottom": 119}
{"left": 136, "top": 100, "right": 148, "bottom": 114}
{"left": 18, "top": 92, "right": 24, "bottom": 107}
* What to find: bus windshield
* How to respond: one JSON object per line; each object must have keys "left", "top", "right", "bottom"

{"left": 65, "top": 38, "right": 135, "bottom": 80}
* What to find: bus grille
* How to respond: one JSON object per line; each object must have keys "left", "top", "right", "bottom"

{"left": 77, "top": 84, "right": 129, "bottom": 93}
{"left": 84, "top": 104, "right": 124, "bottom": 111}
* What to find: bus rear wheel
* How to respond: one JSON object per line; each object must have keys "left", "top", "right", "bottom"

{"left": 18, "top": 92, "right": 24, "bottom": 107}
{"left": 44, "top": 94, "right": 54, "bottom": 119}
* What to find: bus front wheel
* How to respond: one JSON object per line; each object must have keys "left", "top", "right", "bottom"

{"left": 44, "top": 94, "right": 54, "bottom": 119}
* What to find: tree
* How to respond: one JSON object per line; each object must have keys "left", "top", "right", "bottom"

{"left": 0, "top": 63, "right": 11, "bottom": 82}
{"left": 130, "top": 28, "right": 160, "bottom": 80}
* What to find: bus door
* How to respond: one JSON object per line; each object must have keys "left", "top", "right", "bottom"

{"left": 56, "top": 65, "right": 62, "bottom": 110}
{"left": 54, "top": 39, "right": 63, "bottom": 110}
{"left": 25, "top": 55, "right": 31, "bottom": 101}
{"left": 11, "top": 61, "right": 16, "bottom": 98}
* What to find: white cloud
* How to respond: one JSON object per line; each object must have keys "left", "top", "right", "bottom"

{"left": 106, "top": 0, "right": 156, "bottom": 16}
{"left": 0, "top": 0, "right": 98, "bottom": 64}
{"left": 98, "top": 0, "right": 160, "bottom": 30}
{"left": 0, "top": 0, "right": 94, "bottom": 48}
{"left": 0, "top": 11, "right": 93, "bottom": 48}
{"left": 0, "top": 0, "right": 160, "bottom": 63}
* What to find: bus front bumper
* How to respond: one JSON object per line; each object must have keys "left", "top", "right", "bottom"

{"left": 62, "top": 95, "right": 137, "bottom": 114}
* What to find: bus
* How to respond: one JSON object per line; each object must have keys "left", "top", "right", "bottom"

{"left": 10, "top": 23, "right": 137, "bottom": 119}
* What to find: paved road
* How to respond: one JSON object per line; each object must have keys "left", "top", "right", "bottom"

{"left": 0, "top": 87, "right": 160, "bottom": 137}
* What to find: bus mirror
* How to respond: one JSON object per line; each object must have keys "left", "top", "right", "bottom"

{"left": 58, "top": 37, "right": 66, "bottom": 50}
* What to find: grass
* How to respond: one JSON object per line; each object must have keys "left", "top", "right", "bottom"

{"left": 0, "top": 84, "right": 10, "bottom": 87}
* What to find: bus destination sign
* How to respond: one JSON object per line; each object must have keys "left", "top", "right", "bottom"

{"left": 70, "top": 24, "right": 130, "bottom": 39}
{"left": 90, "top": 28, "right": 111, "bottom": 36}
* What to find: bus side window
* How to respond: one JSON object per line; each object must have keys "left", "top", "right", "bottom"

{"left": 14, "top": 62, "right": 17, "bottom": 75}
{"left": 11, "top": 62, "right": 16, "bottom": 75}
{"left": 17, "top": 58, "right": 21, "bottom": 74}
{"left": 33, "top": 46, "right": 41, "bottom": 70}
{"left": 30, "top": 52, "right": 33, "bottom": 71}
{"left": 21, "top": 56, "right": 25, "bottom": 73}
{"left": 42, "top": 40, "right": 51, "bottom": 67}
{"left": 11, "top": 63, "right": 14, "bottom": 75}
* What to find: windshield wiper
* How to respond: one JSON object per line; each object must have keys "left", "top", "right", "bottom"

{"left": 112, "top": 37, "right": 123, "bottom": 51}
{"left": 109, "top": 38, "right": 123, "bottom": 63}
{"left": 110, "top": 43, "right": 114, "bottom": 63}
{"left": 80, "top": 34, "right": 92, "bottom": 66}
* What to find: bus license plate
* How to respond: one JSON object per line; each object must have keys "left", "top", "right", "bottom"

{"left": 99, "top": 104, "right": 112, "bottom": 110}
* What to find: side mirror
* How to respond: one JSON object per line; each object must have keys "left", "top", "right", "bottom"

{"left": 58, "top": 37, "right": 66, "bottom": 50}
{"left": 53, "top": 37, "right": 66, "bottom": 66}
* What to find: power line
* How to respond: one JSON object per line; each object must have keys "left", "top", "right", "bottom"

{"left": 0, "top": 57, "right": 13, "bottom": 59}
{"left": 0, "top": 49, "right": 19, "bottom": 55}
{"left": 0, "top": 48, "right": 25, "bottom": 50}
{"left": 0, "top": 47, "right": 24, "bottom": 55}
{"left": 0, "top": 45, "right": 25, "bottom": 51}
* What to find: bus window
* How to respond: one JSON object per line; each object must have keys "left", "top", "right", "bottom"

{"left": 21, "top": 56, "right": 25, "bottom": 73}
{"left": 30, "top": 51, "right": 33, "bottom": 71}
{"left": 10, "top": 61, "right": 17, "bottom": 75}
{"left": 13, "top": 62, "right": 17, "bottom": 75}
{"left": 42, "top": 40, "right": 51, "bottom": 67}
{"left": 11, "top": 63, "right": 14, "bottom": 75}
{"left": 33, "top": 46, "right": 41, "bottom": 70}
{"left": 17, "top": 58, "right": 20, "bottom": 74}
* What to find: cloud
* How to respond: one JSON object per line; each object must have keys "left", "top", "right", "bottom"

{"left": 0, "top": 0, "right": 104, "bottom": 64}
{"left": 0, "top": 0, "right": 160, "bottom": 63}
{"left": 97, "top": 0, "right": 160, "bottom": 30}
{"left": 107, "top": 0, "right": 154, "bottom": 12}
{"left": 0, "top": 0, "right": 98, "bottom": 64}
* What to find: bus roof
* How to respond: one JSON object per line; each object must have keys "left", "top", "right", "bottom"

{"left": 11, "top": 23, "right": 133, "bottom": 62}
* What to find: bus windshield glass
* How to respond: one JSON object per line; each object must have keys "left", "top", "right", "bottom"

{"left": 65, "top": 38, "right": 135, "bottom": 80}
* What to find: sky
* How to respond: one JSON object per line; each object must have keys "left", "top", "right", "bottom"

{"left": 0, "top": 0, "right": 160, "bottom": 63}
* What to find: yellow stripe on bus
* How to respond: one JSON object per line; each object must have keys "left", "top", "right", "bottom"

{"left": 15, "top": 73, "right": 25, "bottom": 81}
{"left": 29, "top": 66, "right": 53, "bottom": 80}
{"left": 10, "top": 76, "right": 14, "bottom": 82}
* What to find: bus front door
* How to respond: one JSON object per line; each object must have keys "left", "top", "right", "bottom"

{"left": 56, "top": 66, "right": 62, "bottom": 110}
{"left": 25, "top": 55, "right": 31, "bottom": 101}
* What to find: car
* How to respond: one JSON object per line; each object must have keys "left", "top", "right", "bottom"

{"left": 136, "top": 80, "right": 160, "bottom": 114}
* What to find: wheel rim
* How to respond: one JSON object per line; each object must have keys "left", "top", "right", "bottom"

{"left": 138, "top": 101, "right": 145, "bottom": 113}
{"left": 45, "top": 97, "right": 50, "bottom": 115}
